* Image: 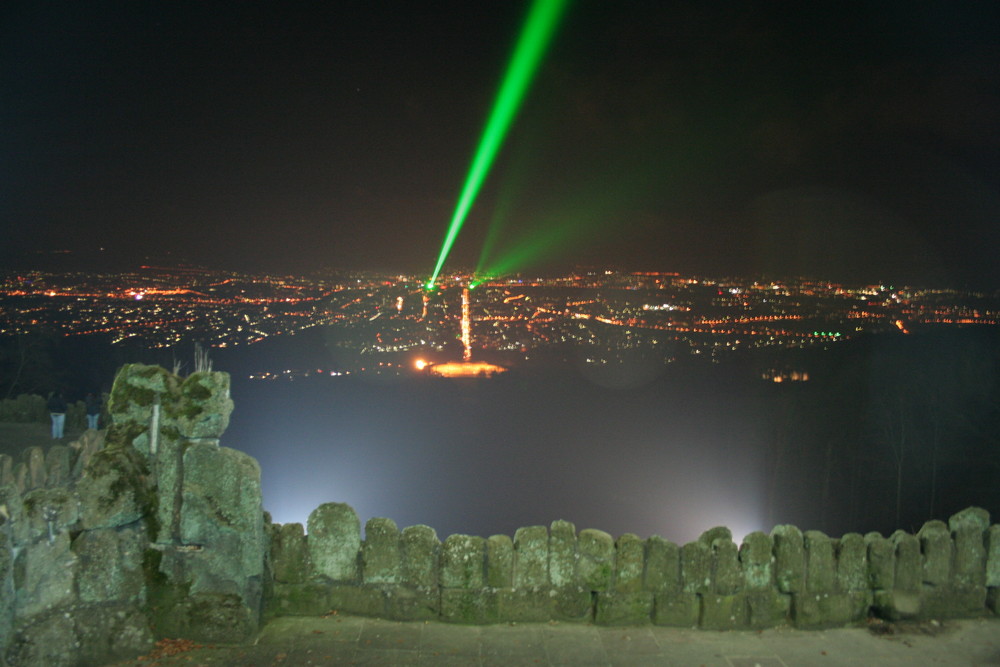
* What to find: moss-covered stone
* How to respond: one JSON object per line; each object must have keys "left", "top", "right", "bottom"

{"left": 21, "top": 487, "right": 78, "bottom": 542}
{"left": 385, "top": 586, "right": 439, "bottom": 621}
{"left": 792, "top": 590, "right": 872, "bottom": 628}
{"left": 328, "top": 584, "right": 387, "bottom": 617}
{"left": 986, "top": 524, "right": 1000, "bottom": 588}
{"left": 271, "top": 523, "right": 310, "bottom": 584}
{"left": 269, "top": 582, "right": 331, "bottom": 616}
{"left": 614, "top": 533, "right": 644, "bottom": 593}
{"left": 550, "top": 585, "right": 593, "bottom": 622}
{"left": 578, "top": 529, "right": 614, "bottom": 592}
{"left": 919, "top": 585, "right": 987, "bottom": 619}
{"left": 700, "top": 592, "right": 748, "bottom": 630}
{"left": 681, "top": 541, "right": 711, "bottom": 594}
{"left": 918, "top": 520, "right": 953, "bottom": 587}
{"left": 891, "top": 530, "right": 921, "bottom": 592}
{"left": 43, "top": 445, "right": 71, "bottom": 488}
{"left": 739, "top": 531, "right": 773, "bottom": 590}
{"left": 549, "top": 520, "right": 576, "bottom": 588}
{"left": 441, "top": 534, "right": 485, "bottom": 589}
{"left": 699, "top": 526, "right": 732, "bottom": 545}
{"left": 746, "top": 589, "right": 790, "bottom": 628}
{"left": 804, "top": 530, "right": 835, "bottom": 593}
{"left": 652, "top": 591, "right": 699, "bottom": 626}
{"left": 307, "top": 502, "right": 360, "bottom": 582}
{"left": 513, "top": 525, "right": 549, "bottom": 589}
{"left": 836, "top": 533, "right": 867, "bottom": 591}
{"left": 644, "top": 536, "right": 680, "bottom": 594}
{"left": 712, "top": 537, "right": 741, "bottom": 595}
{"left": 440, "top": 588, "right": 499, "bottom": 624}
{"left": 496, "top": 587, "right": 553, "bottom": 622}
{"left": 949, "top": 507, "right": 989, "bottom": 588}
{"left": 401, "top": 524, "right": 439, "bottom": 588}
{"left": 772, "top": 524, "right": 805, "bottom": 593}
{"left": 486, "top": 534, "right": 513, "bottom": 588}
{"left": 865, "top": 532, "right": 894, "bottom": 590}
{"left": 595, "top": 590, "right": 653, "bottom": 625}
{"left": 13, "top": 533, "right": 78, "bottom": 618}
{"left": 361, "top": 517, "right": 401, "bottom": 584}
{"left": 73, "top": 525, "right": 147, "bottom": 604}
{"left": 78, "top": 445, "right": 155, "bottom": 531}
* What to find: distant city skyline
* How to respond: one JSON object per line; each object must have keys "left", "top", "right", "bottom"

{"left": 3, "top": 2, "right": 999, "bottom": 288}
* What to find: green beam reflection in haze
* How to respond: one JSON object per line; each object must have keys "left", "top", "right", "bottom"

{"left": 426, "top": 0, "right": 569, "bottom": 289}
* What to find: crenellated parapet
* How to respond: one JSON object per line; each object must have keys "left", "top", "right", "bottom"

{"left": 267, "top": 503, "right": 1000, "bottom": 628}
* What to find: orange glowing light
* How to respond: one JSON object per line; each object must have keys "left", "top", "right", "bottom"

{"left": 414, "top": 359, "right": 428, "bottom": 371}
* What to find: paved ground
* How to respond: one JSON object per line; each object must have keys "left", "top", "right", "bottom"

{"left": 112, "top": 613, "right": 1000, "bottom": 666}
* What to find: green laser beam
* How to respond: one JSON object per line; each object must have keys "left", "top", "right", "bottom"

{"left": 426, "top": 0, "right": 569, "bottom": 289}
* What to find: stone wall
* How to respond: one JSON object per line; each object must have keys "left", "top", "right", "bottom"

{"left": 1, "top": 364, "right": 998, "bottom": 665}
{"left": 0, "top": 364, "right": 265, "bottom": 667}
{"left": 268, "top": 504, "right": 1000, "bottom": 628}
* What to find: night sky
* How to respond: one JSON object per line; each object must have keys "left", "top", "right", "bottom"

{"left": 4, "top": 1, "right": 999, "bottom": 287}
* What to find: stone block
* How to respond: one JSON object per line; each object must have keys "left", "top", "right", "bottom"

{"left": 699, "top": 526, "right": 732, "bottom": 545}
{"left": 614, "top": 533, "right": 644, "bottom": 593}
{"left": 272, "top": 523, "right": 310, "bottom": 584}
{"left": 71, "top": 430, "right": 104, "bottom": 479}
{"left": 772, "top": 524, "right": 805, "bottom": 593}
{"left": 712, "top": 538, "right": 741, "bottom": 595}
{"left": 652, "top": 591, "right": 699, "bottom": 627}
{"left": 13, "top": 462, "right": 27, "bottom": 495}
{"left": 160, "top": 591, "right": 257, "bottom": 643}
{"left": 919, "top": 584, "right": 987, "bottom": 619}
{"left": 308, "top": 502, "right": 361, "bottom": 582}
{"left": 700, "top": 592, "right": 747, "bottom": 630}
{"left": 836, "top": 533, "right": 867, "bottom": 591}
{"left": 804, "top": 530, "right": 835, "bottom": 593}
{"left": 497, "top": 587, "right": 553, "bottom": 622}
{"left": 513, "top": 525, "right": 549, "bottom": 588}
{"left": 441, "top": 534, "right": 485, "bottom": 589}
{"left": 71, "top": 603, "right": 153, "bottom": 666}
{"left": 595, "top": 590, "right": 653, "bottom": 625}
{"left": 13, "top": 533, "right": 78, "bottom": 618}
{"left": 746, "top": 589, "right": 791, "bottom": 628}
{"left": 987, "top": 586, "right": 999, "bottom": 614}
{"left": 550, "top": 586, "right": 593, "bottom": 621}
{"left": 872, "top": 589, "right": 921, "bottom": 620}
{"left": 949, "top": 507, "right": 989, "bottom": 588}
{"left": 578, "top": 529, "right": 614, "bottom": 591}
{"left": 681, "top": 541, "right": 711, "bottom": 594}
{"left": 739, "top": 531, "right": 773, "bottom": 590}
{"left": 0, "top": 485, "right": 28, "bottom": 546}
{"left": 328, "top": 584, "right": 387, "bottom": 617}
{"left": 440, "top": 588, "right": 499, "bottom": 624}
{"left": 401, "top": 524, "right": 439, "bottom": 588}
{"left": 549, "top": 520, "right": 577, "bottom": 588}
{"left": 891, "top": 530, "right": 921, "bottom": 592}
{"left": 171, "top": 371, "right": 234, "bottom": 440}
{"left": 25, "top": 446, "right": 45, "bottom": 491}
{"left": 385, "top": 586, "right": 439, "bottom": 621}
{"left": 988, "top": 525, "right": 1000, "bottom": 587}
{"left": 179, "top": 444, "right": 265, "bottom": 617}
{"left": 73, "top": 525, "right": 147, "bottom": 604}
{"left": 793, "top": 590, "right": 872, "bottom": 628}
{"left": 917, "top": 520, "right": 952, "bottom": 587}
{"left": 0, "top": 533, "right": 12, "bottom": 651}
{"left": 21, "top": 487, "right": 78, "bottom": 542}
{"left": 362, "top": 517, "right": 401, "bottom": 584}
{"left": 0, "top": 454, "right": 12, "bottom": 487}
{"left": 77, "top": 446, "right": 154, "bottom": 531}
{"left": 865, "top": 532, "right": 894, "bottom": 590}
{"left": 44, "top": 445, "right": 71, "bottom": 487}
{"left": 6, "top": 612, "right": 77, "bottom": 667}
{"left": 107, "top": 363, "right": 179, "bottom": 433}
{"left": 645, "top": 535, "right": 680, "bottom": 594}
{"left": 486, "top": 534, "right": 513, "bottom": 588}
{"left": 269, "top": 582, "right": 331, "bottom": 616}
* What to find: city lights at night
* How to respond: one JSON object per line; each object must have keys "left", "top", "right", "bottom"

{"left": 2, "top": 0, "right": 999, "bottom": 577}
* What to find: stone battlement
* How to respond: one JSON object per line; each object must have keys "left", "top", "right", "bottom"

{"left": 0, "top": 364, "right": 997, "bottom": 666}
